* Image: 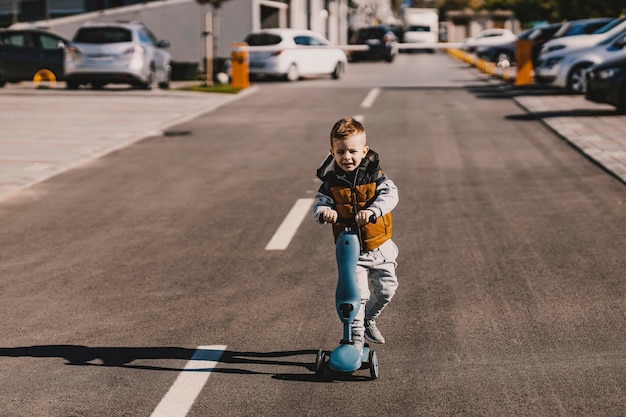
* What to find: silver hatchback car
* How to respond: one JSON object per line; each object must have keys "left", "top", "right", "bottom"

{"left": 65, "top": 20, "right": 171, "bottom": 90}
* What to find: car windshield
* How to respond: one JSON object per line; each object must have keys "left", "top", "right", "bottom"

{"left": 357, "top": 28, "right": 385, "bottom": 39}
{"left": 408, "top": 25, "right": 430, "bottom": 32}
{"left": 593, "top": 17, "right": 626, "bottom": 34}
{"left": 73, "top": 27, "right": 132, "bottom": 43}
{"left": 244, "top": 33, "right": 281, "bottom": 46}
{"left": 517, "top": 28, "right": 535, "bottom": 40}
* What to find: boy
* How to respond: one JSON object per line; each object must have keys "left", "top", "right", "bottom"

{"left": 313, "top": 117, "right": 399, "bottom": 351}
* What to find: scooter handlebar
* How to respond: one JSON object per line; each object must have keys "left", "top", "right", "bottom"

{"left": 318, "top": 213, "right": 377, "bottom": 225}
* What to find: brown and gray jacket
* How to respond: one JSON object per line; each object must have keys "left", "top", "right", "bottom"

{"left": 313, "top": 149, "right": 399, "bottom": 251}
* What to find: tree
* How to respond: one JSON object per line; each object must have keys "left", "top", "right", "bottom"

{"left": 435, "top": 0, "right": 625, "bottom": 26}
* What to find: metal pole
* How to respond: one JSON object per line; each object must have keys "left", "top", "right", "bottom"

{"left": 204, "top": 11, "right": 213, "bottom": 86}
{"left": 12, "top": 0, "right": 18, "bottom": 24}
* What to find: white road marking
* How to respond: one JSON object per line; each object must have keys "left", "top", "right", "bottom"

{"left": 150, "top": 345, "right": 226, "bottom": 417}
{"left": 353, "top": 114, "right": 365, "bottom": 123}
{"left": 265, "top": 198, "right": 314, "bottom": 250}
{"left": 360, "top": 88, "right": 380, "bottom": 108}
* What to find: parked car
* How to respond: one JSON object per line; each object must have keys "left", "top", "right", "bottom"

{"left": 525, "top": 23, "right": 565, "bottom": 66}
{"left": 461, "top": 28, "right": 517, "bottom": 54}
{"left": 475, "top": 27, "right": 529, "bottom": 65}
{"left": 64, "top": 20, "right": 171, "bottom": 90}
{"left": 0, "top": 27, "right": 68, "bottom": 86}
{"left": 584, "top": 54, "right": 626, "bottom": 112}
{"left": 539, "top": 17, "right": 622, "bottom": 57}
{"left": 349, "top": 25, "right": 398, "bottom": 62}
{"left": 244, "top": 28, "right": 347, "bottom": 81}
{"left": 534, "top": 29, "right": 626, "bottom": 93}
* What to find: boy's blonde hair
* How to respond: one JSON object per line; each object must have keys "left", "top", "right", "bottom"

{"left": 330, "top": 117, "right": 366, "bottom": 146}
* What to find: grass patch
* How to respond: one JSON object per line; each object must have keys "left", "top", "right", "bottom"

{"left": 177, "top": 83, "right": 242, "bottom": 94}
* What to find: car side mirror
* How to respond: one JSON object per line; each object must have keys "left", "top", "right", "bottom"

{"left": 157, "top": 40, "right": 170, "bottom": 49}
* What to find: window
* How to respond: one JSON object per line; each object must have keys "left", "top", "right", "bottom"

{"left": 0, "top": 33, "right": 30, "bottom": 47}
{"left": 73, "top": 28, "right": 132, "bottom": 43}
{"left": 244, "top": 33, "right": 282, "bottom": 46}
{"left": 38, "top": 34, "right": 63, "bottom": 50}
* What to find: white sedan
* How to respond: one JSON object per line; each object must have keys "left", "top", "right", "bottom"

{"left": 243, "top": 28, "right": 347, "bottom": 81}
{"left": 462, "top": 28, "right": 517, "bottom": 53}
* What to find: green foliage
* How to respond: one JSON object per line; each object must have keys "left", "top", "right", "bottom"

{"left": 440, "top": 0, "right": 625, "bottom": 24}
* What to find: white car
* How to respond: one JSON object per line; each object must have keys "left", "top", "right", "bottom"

{"left": 244, "top": 28, "right": 347, "bottom": 81}
{"left": 539, "top": 17, "right": 625, "bottom": 57}
{"left": 65, "top": 20, "right": 171, "bottom": 90}
{"left": 534, "top": 29, "right": 626, "bottom": 93}
{"left": 462, "top": 28, "right": 517, "bottom": 53}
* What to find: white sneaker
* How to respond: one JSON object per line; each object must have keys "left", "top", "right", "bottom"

{"left": 365, "top": 319, "right": 385, "bottom": 344}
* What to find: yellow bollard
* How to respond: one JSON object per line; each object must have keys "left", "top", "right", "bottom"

{"left": 33, "top": 69, "right": 56, "bottom": 88}
{"left": 515, "top": 40, "right": 533, "bottom": 86}
{"left": 230, "top": 42, "right": 249, "bottom": 89}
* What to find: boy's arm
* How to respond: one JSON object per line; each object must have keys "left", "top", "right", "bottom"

{"left": 367, "top": 178, "right": 399, "bottom": 219}
{"left": 312, "top": 184, "right": 335, "bottom": 224}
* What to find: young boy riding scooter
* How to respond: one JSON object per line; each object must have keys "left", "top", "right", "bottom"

{"left": 313, "top": 117, "right": 400, "bottom": 352}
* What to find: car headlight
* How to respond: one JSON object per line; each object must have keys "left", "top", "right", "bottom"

{"left": 597, "top": 67, "right": 622, "bottom": 80}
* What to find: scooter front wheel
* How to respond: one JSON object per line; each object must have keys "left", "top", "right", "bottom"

{"left": 368, "top": 350, "right": 379, "bottom": 380}
{"left": 315, "top": 349, "right": 327, "bottom": 376}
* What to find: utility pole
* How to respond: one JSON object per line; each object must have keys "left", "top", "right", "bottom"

{"left": 203, "top": 10, "right": 213, "bottom": 86}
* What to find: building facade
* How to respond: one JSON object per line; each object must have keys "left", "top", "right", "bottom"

{"left": 2, "top": 0, "right": 351, "bottom": 65}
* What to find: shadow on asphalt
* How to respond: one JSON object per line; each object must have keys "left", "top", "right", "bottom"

{"left": 0, "top": 345, "right": 358, "bottom": 382}
{"left": 506, "top": 108, "right": 620, "bottom": 120}
{"left": 466, "top": 83, "right": 572, "bottom": 99}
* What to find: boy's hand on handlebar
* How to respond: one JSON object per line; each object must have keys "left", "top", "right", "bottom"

{"left": 320, "top": 209, "right": 338, "bottom": 224}
{"left": 356, "top": 209, "right": 374, "bottom": 226}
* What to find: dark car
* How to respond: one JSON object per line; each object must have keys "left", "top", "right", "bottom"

{"left": 349, "top": 25, "right": 398, "bottom": 62}
{"left": 584, "top": 53, "right": 626, "bottom": 113}
{"left": 0, "top": 27, "right": 68, "bottom": 86}
{"left": 476, "top": 23, "right": 562, "bottom": 67}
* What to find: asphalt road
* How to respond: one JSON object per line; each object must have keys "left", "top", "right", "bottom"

{"left": 0, "top": 53, "right": 624, "bottom": 417}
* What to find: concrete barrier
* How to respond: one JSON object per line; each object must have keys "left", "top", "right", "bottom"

{"left": 446, "top": 48, "right": 517, "bottom": 84}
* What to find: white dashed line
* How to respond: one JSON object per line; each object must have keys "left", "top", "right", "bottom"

{"left": 265, "top": 198, "right": 314, "bottom": 250}
{"left": 150, "top": 345, "right": 226, "bottom": 417}
{"left": 360, "top": 87, "right": 380, "bottom": 108}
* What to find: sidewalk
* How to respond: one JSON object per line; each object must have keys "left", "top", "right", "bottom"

{"left": 513, "top": 92, "right": 626, "bottom": 184}
{"left": 0, "top": 83, "right": 258, "bottom": 201}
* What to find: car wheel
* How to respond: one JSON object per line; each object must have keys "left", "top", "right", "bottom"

{"left": 567, "top": 64, "right": 591, "bottom": 94}
{"left": 140, "top": 71, "right": 154, "bottom": 90}
{"left": 0, "top": 79, "right": 6, "bottom": 88}
{"left": 66, "top": 81, "right": 79, "bottom": 90}
{"left": 285, "top": 64, "right": 299, "bottom": 82}
{"left": 331, "top": 62, "right": 344, "bottom": 80}
{"left": 158, "top": 67, "right": 171, "bottom": 89}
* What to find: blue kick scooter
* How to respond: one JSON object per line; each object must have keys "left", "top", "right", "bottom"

{"left": 315, "top": 216, "right": 379, "bottom": 380}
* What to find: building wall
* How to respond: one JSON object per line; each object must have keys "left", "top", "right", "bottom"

{"left": 15, "top": 0, "right": 350, "bottom": 65}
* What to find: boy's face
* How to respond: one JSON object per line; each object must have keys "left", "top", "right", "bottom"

{"left": 330, "top": 133, "right": 369, "bottom": 172}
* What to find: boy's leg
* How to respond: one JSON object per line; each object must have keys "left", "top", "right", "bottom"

{"left": 364, "top": 240, "right": 399, "bottom": 343}
{"left": 351, "top": 263, "right": 370, "bottom": 351}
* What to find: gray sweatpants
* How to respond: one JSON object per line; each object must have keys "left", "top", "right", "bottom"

{"left": 352, "top": 239, "right": 399, "bottom": 339}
